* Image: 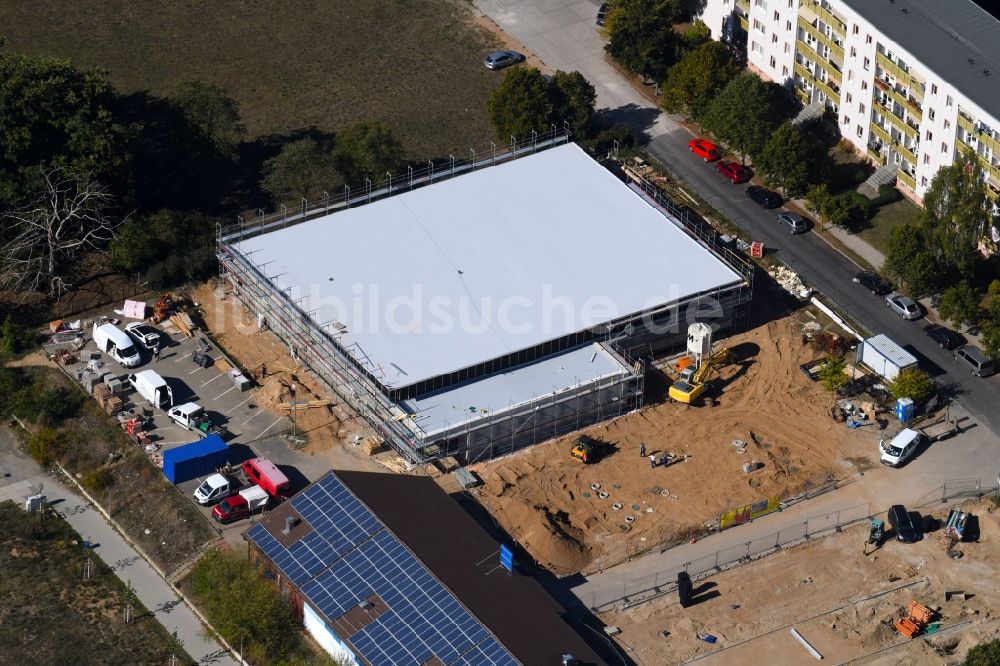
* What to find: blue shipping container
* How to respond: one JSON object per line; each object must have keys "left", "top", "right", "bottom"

{"left": 162, "top": 434, "right": 228, "bottom": 484}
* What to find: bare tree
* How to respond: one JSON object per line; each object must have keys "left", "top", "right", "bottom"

{"left": 0, "top": 168, "right": 121, "bottom": 297}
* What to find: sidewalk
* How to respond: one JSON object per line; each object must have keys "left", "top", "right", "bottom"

{"left": 0, "top": 430, "right": 237, "bottom": 666}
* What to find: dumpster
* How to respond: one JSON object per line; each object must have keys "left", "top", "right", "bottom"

{"left": 162, "top": 434, "right": 228, "bottom": 484}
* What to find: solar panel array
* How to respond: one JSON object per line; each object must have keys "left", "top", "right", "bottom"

{"left": 248, "top": 474, "right": 519, "bottom": 666}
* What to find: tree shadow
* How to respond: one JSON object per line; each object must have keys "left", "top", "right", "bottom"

{"left": 597, "top": 104, "right": 663, "bottom": 141}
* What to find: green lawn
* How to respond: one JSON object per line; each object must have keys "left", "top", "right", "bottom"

{"left": 857, "top": 198, "right": 923, "bottom": 255}
{"left": 0, "top": 0, "right": 503, "bottom": 158}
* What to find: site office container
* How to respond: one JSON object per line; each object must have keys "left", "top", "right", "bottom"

{"left": 163, "top": 434, "right": 228, "bottom": 484}
{"left": 241, "top": 457, "right": 290, "bottom": 499}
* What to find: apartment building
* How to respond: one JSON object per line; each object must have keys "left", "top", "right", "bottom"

{"left": 698, "top": 0, "right": 1000, "bottom": 223}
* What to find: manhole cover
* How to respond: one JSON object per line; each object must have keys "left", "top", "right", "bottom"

{"left": 661, "top": 489, "right": 670, "bottom": 496}
{"left": 625, "top": 516, "right": 636, "bottom": 523}
{"left": 612, "top": 502, "right": 623, "bottom": 511}
{"left": 618, "top": 523, "right": 631, "bottom": 532}
{"left": 631, "top": 504, "right": 641, "bottom": 511}
{"left": 591, "top": 482, "right": 601, "bottom": 490}
{"left": 598, "top": 491, "right": 610, "bottom": 499}
{"left": 582, "top": 492, "right": 592, "bottom": 498}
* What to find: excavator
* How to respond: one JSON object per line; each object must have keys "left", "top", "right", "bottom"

{"left": 570, "top": 435, "right": 599, "bottom": 464}
{"left": 668, "top": 347, "right": 732, "bottom": 404}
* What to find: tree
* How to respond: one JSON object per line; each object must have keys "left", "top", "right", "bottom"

{"left": 938, "top": 281, "right": 983, "bottom": 329}
{"left": 888, "top": 368, "right": 934, "bottom": 403}
{"left": 921, "top": 150, "right": 991, "bottom": 277}
{"left": 754, "top": 122, "right": 812, "bottom": 196}
{"left": 980, "top": 296, "right": 1000, "bottom": 361}
{"left": 963, "top": 638, "right": 1000, "bottom": 666}
{"left": 0, "top": 50, "right": 134, "bottom": 206}
{"left": 818, "top": 353, "right": 848, "bottom": 392}
{"left": 548, "top": 70, "right": 597, "bottom": 138}
{"left": 260, "top": 138, "right": 337, "bottom": 204}
{"left": 703, "top": 74, "right": 782, "bottom": 163}
{"left": 332, "top": 121, "right": 405, "bottom": 188}
{"left": 488, "top": 67, "right": 552, "bottom": 142}
{"left": 882, "top": 224, "right": 945, "bottom": 297}
{"left": 0, "top": 169, "right": 120, "bottom": 296}
{"left": 171, "top": 78, "right": 245, "bottom": 154}
{"left": 111, "top": 209, "right": 217, "bottom": 287}
{"left": 660, "top": 41, "right": 740, "bottom": 121}
{"left": 605, "top": 0, "right": 682, "bottom": 83}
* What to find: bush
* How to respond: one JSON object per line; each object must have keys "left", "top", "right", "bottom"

{"left": 988, "top": 279, "right": 1000, "bottom": 296}
{"left": 583, "top": 123, "right": 637, "bottom": 156}
{"left": 964, "top": 638, "right": 1000, "bottom": 666}
{"left": 888, "top": 368, "right": 934, "bottom": 404}
{"left": 26, "top": 428, "right": 65, "bottom": 466}
{"left": 818, "top": 353, "right": 849, "bottom": 392}
{"left": 81, "top": 467, "right": 114, "bottom": 493}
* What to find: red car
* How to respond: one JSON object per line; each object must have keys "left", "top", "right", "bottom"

{"left": 715, "top": 161, "right": 752, "bottom": 183}
{"left": 688, "top": 138, "right": 721, "bottom": 161}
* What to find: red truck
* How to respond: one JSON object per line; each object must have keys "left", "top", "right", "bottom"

{"left": 241, "top": 457, "right": 291, "bottom": 500}
{"left": 212, "top": 485, "right": 270, "bottom": 523}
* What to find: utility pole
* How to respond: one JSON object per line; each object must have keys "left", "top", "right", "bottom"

{"left": 291, "top": 384, "right": 297, "bottom": 437}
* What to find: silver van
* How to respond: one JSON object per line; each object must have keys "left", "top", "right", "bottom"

{"left": 954, "top": 345, "right": 994, "bottom": 377}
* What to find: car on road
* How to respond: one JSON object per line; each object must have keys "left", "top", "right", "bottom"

{"left": 955, "top": 345, "right": 995, "bottom": 377}
{"left": 879, "top": 429, "right": 923, "bottom": 467}
{"left": 688, "top": 138, "right": 721, "bottom": 161}
{"left": 885, "top": 293, "right": 922, "bottom": 320}
{"left": 714, "top": 160, "right": 752, "bottom": 183}
{"left": 745, "top": 185, "right": 782, "bottom": 208}
{"left": 887, "top": 504, "right": 922, "bottom": 543}
{"left": 923, "top": 324, "right": 964, "bottom": 350}
{"left": 853, "top": 271, "right": 892, "bottom": 295}
{"left": 483, "top": 50, "right": 524, "bottom": 70}
{"left": 777, "top": 211, "right": 809, "bottom": 234}
{"left": 596, "top": 2, "right": 609, "bottom": 25}
{"left": 124, "top": 322, "right": 162, "bottom": 351}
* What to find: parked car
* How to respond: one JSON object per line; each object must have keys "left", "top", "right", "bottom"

{"left": 596, "top": 2, "right": 609, "bottom": 25}
{"left": 954, "top": 345, "right": 996, "bottom": 377}
{"left": 923, "top": 324, "right": 963, "bottom": 350}
{"left": 745, "top": 185, "right": 782, "bottom": 208}
{"left": 241, "top": 457, "right": 291, "bottom": 500}
{"left": 714, "top": 160, "right": 752, "bottom": 183}
{"left": 688, "top": 138, "right": 721, "bottom": 161}
{"left": 124, "top": 322, "right": 162, "bottom": 351}
{"left": 887, "top": 504, "right": 922, "bottom": 543}
{"left": 885, "top": 293, "right": 922, "bottom": 320}
{"left": 93, "top": 323, "right": 142, "bottom": 368}
{"left": 212, "top": 485, "right": 270, "bottom": 523}
{"left": 194, "top": 473, "right": 237, "bottom": 505}
{"left": 483, "top": 50, "right": 524, "bottom": 70}
{"left": 853, "top": 271, "right": 892, "bottom": 295}
{"left": 777, "top": 212, "right": 809, "bottom": 234}
{"left": 879, "top": 429, "right": 923, "bottom": 467}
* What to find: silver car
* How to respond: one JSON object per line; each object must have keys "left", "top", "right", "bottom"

{"left": 885, "top": 293, "right": 921, "bottom": 320}
{"left": 777, "top": 212, "right": 809, "bottom": 234}
{"left": 483, "top": 50, "right": 524, "bottom": 70}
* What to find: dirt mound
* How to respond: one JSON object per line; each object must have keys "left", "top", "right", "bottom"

{"left": 501, "top": 499, "right": 591, "bottom": 574}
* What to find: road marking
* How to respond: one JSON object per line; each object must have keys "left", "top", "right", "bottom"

{"left": 257, "top": 417, "right": 284, "bottom": 438}
{"left": 214, "top": 385, "right": 237, "bottom": 400}
{"left": 201, "top": 373, "right": 225, "bottom": 387}
{"left": 174, "top": 352, "right": 192, "bottom": 362}
{"left": 188, "top": 367, "right": 203, "bottom": 375}
{"left": 240, "top": 410, "right": 263, "bottom": 426}
{"left": 231, "top": 395, "right": 253, "bottom": 410}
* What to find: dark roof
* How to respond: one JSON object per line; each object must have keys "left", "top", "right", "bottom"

{"left": 250, "top": 470, "right": 601, "bottom": 666}
{"left": 840, "top": 0, "right": 1000, "bottom": 117}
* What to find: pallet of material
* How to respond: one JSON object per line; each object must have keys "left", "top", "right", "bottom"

{"left": 169, "top": 313, "right": 196, "bottom": 337}
{"left": 278, "top": 399, "right": 332, "bottom": 410}
{"left": 104, "top": 396, "right": 123, "bottom": 416}
{"left": 93, "top": 383, "right": 112, "bottom": 401}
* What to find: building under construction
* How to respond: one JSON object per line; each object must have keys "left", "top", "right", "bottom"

{"left": 217, "top": 132, "right": 753, "bottom": 464}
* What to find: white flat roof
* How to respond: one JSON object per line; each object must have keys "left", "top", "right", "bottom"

{"left": 865, "top": 334, "right": 918, "bottom": 368}
{"left": 234, "top": 143, "right": 740, "bottom": 388}
{"left": 401, "top": 343, "right": 630, "bottom": 436}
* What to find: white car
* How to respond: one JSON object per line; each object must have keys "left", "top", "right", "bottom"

{"left": 125, "top": 322, "right": 162, "bottom": 350}
{"left": 885, "top": 293, "right": 921, "bottom": 320}
{"left": 880, "top": 429, "right": 923, "bottom": 467}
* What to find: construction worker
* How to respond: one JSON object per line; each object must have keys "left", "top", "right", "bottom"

{"left": 153, "top": 345, "right": 160, "bottom": 363}
{"left": 649, "top": 454, "right": 656, "bottom": 469}
{"left": 640, "top": 442, "right": 646, "bottom": 457}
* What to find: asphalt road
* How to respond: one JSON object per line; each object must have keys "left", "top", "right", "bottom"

{"left": 645, "top": 129, "right": 1000, "bottom": 437}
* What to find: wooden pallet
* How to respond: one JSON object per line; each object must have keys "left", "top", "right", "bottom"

{"left": 169, "top": 312, "right": 196, "bottom": 337}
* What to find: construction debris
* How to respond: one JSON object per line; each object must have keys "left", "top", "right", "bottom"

{"left": 895, "top": 600, "right": 935, "bottom": 639}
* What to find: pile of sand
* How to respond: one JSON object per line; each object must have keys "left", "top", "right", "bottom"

{"left": 471, "top": 316, "right": 872, "bottom": 574}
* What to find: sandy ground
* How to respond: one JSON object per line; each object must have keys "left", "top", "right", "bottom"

{"left": 603, "top": 498, "right": 1000, "bottom": 665}
{"left": 468, "top": 315, "right": 876, "bottom": 574}
{"left": 192, "top": 282, "right": 397, "bottom": 471}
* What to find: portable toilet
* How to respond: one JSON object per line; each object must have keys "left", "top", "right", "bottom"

{"left": 895, "top": 397, "right": 914, "bottom": 423}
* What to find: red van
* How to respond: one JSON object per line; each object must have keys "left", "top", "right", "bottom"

{"left": 241, "top": 457, "right": 290, "bottom": 500}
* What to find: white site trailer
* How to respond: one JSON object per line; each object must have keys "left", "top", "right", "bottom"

{"left": 858, "top": 334, "right": 918, "bottom": 380}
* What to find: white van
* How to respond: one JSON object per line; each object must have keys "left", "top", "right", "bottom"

{"left": 880, "top": 429, "right": 923, "bottom": 467}
{"left": 127, "top": 370, "right": 173, "bottom": 409}
{"left": 93, "top": 323, "right": 142, "bottom": 368}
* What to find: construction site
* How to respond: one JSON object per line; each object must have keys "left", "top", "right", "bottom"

{"left": 216, "top": 131, "right": 753, "bottom": 465}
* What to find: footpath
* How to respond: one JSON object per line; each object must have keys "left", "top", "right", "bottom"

{"left": 0, "top": 427, "right": 237, "bottom": 666}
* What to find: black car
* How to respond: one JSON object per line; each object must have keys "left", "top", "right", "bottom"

{"left": 924, "top": 324, "right": 964, "bottom": 350}
{"left": 597, "top": 2, "right": 609, "bottom": 25}
{"left": 853, "top": 270, "right": 892, "bottom": 295}
{"left": 745, "top": 185, "right": 782, "bottom": 209}
{"left": 887, "top": 504, "right": 922, "bottom": 543}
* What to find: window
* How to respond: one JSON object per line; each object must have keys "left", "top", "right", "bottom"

{"left": 946, "top": 95, "right": 953, "bottom": 107}
{"left": 944, "top": 119, "right": 951, "bottom": 130}
{"left": 928, "top": 109, "right": 935, "bottom": 121}
{"left": 844, "top": 115, "right": 851, "bottom": 125}
{"left": 941, "top": 142, "right": 948, "bottom": 153}
{"left": 860, "top": 103, "right": 866, "bottom": 114}
{"left": 862, "top": 80, "right": 868, "bottom": 91}
{"left": 848, "top": 71, "right": 854, "bottom": 81}
{"left": 866, "top": 34, "right": 872, "bottom": 44}
{"left": 926, "top": 130, "right": 933, "bottom": 141}
{"left": 921, "top": 176, "right": 928, "bottom": 187}
{"left": 773, "top": 10, "right": 779, "bottom": 21}
{"left": 931, "top": 83, "right": 938, "bottom": 94}
{"left": 923, "top": 154, "right": 930, "bottom": 165}
{"left": 857, "top": 125, "right": 864, "bottom": 138}
{"left": 782, "top": 66, "right": 789, "bottom": 77}
{"left": 846, "top": 92, "right": 853, "bottom": 103}
{"left": 753, "top": 18, "right": 764, "bottom": 33}
{"left": 772, "top": 33, "right": 779, "bottom": 44}
{"left": 786, "top": 20, "right": 792, "bottom": 31}
{"left": 853, "top": 25, "right": 859, "bottom": 35}
{"left": 784, "top": 42, "right": 791, "bottom": 53}
{"left": 770, "top": 56, "right": 776, "bottom": 68}
{"left": 850, "top": 46, "right": 856, "bottom": 58}
{"left": 863, "top": 57, "right": 870, "bottom": 71}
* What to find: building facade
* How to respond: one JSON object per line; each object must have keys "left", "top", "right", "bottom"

{"left": 700, "top": 0, "right": 1000, "bottom": 233}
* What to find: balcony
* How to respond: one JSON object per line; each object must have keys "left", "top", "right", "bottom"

{"left": 795, "top": 87, "right": 810, "bottom": 104}
{"left": 883, "top": 107, "right": 918, "bottom": 141}
{"left": 815, "top": 77, "right": 840, "bottom": 102}
{"left": 793, "top": 59, "right": 812, "bottom": 81}
{"left": 868, "top": 145, "right": 887, "bottom": 165}
{"left": 735, "top": 0, "right": 750, "bottom": 11}
{"left": 870, "top": 122, "right": 893, "bottom": 145}
{"left": 896, "top": 141, "right": 918, "bottom": 165}
{"left": 801, "top": 0, "right": 847, "bottom": 36}
{"left": 958, "top": 112, "right": 976, "bottom": 135}
{"left": 897, "top": 170, "right": 916, "bottom": 191}
{"left": 738, "top": 14, "right": 749, "bottom": 31}
{"left": 798, "top": 18, "right": 844, "bottom": 62}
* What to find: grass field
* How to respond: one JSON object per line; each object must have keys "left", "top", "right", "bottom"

{"left": 0, "top": 0, "right": 502, "bottom": 159}
{"left": 857, "top": 197, "right": 923, "bottom": 255}
{"left": 0, "top": 501, "right": 191, "bottom": 665}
